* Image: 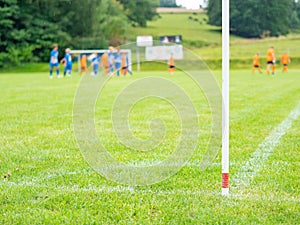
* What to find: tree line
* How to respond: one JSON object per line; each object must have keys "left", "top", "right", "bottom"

{"left": 159, "top": 0, "right": 178, "bottom": 8}
{"left": 2, "top": 0, "right": 300, "bottom": 67}
{"left": 207, "top": 0, "right": 300, "bottom": 38}
{"left": 0, "top": 0, "right": 159, "bottom": 67}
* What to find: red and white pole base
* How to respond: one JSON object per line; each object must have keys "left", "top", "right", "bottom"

{"left": 222, "top": 172, "right": 229, "bottom": 196}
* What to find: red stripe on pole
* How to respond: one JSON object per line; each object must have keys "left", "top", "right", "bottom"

{"left": 222, "top": 173, "right": 229, "bottom": 188}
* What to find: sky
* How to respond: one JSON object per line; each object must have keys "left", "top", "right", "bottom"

{"left": 176, "top": 0, "right": 200, "bottom": 9}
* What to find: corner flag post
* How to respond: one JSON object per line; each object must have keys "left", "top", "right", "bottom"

{"left": 222, "top": 0, "right": 230, "bottom": 196}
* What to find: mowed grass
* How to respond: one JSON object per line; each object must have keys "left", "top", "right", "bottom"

{"left": 0, "top": 69, "right": 299, "bottom": 224}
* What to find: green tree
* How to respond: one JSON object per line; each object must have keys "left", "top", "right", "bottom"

{"left": 0, "top": 0, "right": 130, "bottom": 66}
{"left": 289, "top": 0, "right": 300, "bottom": 28}
{"left": 70, "top": 0, "right": 128, "bottom": 49}
{"left": 230, "top": 0, "right": 262, "bottom": 37}
{"left": 0, "top": 0, "right": 72, "bottom": 64}
{"left": 260, "top": 0, "right": 291, "bottom": 37}
{"left": 0, "top": 0, "right": 20, "bottom": 66}
{"left": 160, "top": 0, "right": 178, "bottom": 7}
{"left": 117, "top": 0, "right": 159, "bottom": 27}
{"left": 207, "top": 0, "right": 292, "bottom": 38}
{"left": 0, "top": 0, "right": 18, "bottom": 50}
{"left": 207, "top": 0, "right": 221, "bottom": 26}
{"left": 16, "top": 0, "right": 71, "bottom": 61}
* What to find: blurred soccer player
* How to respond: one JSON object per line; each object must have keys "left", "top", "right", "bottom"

{"left": 91, "top": 53, "right": 99, "bottom": 76}
{"left": 60, "top": 48, "right": 72, "bottom": 77}
{"left": 79, "top": 54, "right": 88, "bottom": 75}
{"left": 281, "top": 52, "right": 291, "bottom": 72}
{"left": 168, "top": 53, "right": 175, "bottom": 75}
{"left": 101, "top": 51, "right": 109, "bottom": 75}
{"left": 121, "top": 52, "right": 129, "bottom": 76}
{"left": 108, "top": 46, "right": 115, "bottom": 75}
{"left": 266, "top": 46, "right": 276, "bottom": 75}
{"left": 115, "top": 48, "right": 122, "bottom": 76}
{"left": 252, "top": 53, "right": 262, "bottom": 73}
{"left": 49, "top": 44, "right": 60, "bottom": 79}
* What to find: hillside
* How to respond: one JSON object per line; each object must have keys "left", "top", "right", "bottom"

{"left": 128, "top": 13, "right": 225, "bottom": 49}
{"left": 128, "top": 13, "right": 300, "bottom": 68}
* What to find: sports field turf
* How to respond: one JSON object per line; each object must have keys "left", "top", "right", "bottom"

{"left": 0, "top": 69, "right": 299, "bottom": 224}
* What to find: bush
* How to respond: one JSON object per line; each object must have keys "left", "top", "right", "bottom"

{"left": 0, "top": 44, "right": 38, "bottom": 68}
{"left": 184, "top": 40, "right": 212, "bottom": 48}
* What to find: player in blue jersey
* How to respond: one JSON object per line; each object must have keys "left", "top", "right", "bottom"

{"left": 49, "top": 44, "right": 60, "bottom": 79}
{"left": 91, "top": 53, "right": 100, "bottom": 76}
{"left": 115, "top": 48, "right": 122, "bottom": 76}
{"left": 108, "top": 46, "right": 115, "bottom": 75}
{"left": 60, "top": 48, "right": 72, "bottom": 77}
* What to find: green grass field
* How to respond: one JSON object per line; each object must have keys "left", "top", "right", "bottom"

{"left": 1, "top": 11, "right": 299, "bottom": 225}
{"left": 0, "top": 69, "right": 299, "bottom": 224}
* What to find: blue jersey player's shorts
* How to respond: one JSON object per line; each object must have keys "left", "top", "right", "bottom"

{"left": 93, "top": 64, "right": 99, "bottom": 71}
{"left": 65, "top": 64, "right": 72, "bottom": 71}
{"left": 50, "top": 62, "right": 59, "bottom": 68}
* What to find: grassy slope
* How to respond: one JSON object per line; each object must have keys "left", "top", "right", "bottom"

{"left": 129, "top": 13, "right": 223, "bottom": 45}
{"left": 0, "top": 71, "right": 299, "bottom": 224}
{"left": 129, "top": 13, "right": 300, "bottom": 69}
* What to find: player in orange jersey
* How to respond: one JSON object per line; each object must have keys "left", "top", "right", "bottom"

{"left": 168, "top": 53, "right": 175, "bottom": 75}
{"left": 252, "top": 53, "right": 262, "bottom": 73}
{"left": 79, "top": 54, "right": 88, "bottom": 75}
{"left": 121, "top": 52, "right": 129, "bottom": 76}
{"left": 281, "top": 52, "right": 291, "bottom": 72}
{"left": 266, "top": 46, "right": 276, "bottom": 75}
{"left": 101, "top": 51, "right": 109, "bottom": 75}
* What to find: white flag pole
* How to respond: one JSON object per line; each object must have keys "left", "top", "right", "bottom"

{"left": 222, "top": 0, "right": 230, "bottom": 196}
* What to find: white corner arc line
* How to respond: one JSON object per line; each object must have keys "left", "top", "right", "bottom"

{"left": 232, "top": 100, "right": 300, "bottom": 189}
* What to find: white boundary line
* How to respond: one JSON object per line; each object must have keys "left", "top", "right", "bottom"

{"left": 2, "top": 180, "right": 216, "bottom": 196}
{"left": 1, "top": 179, "right": 298, "bottom": 203}
{"left": 36, "top": 162, "right": 229, "bottom": 181}
{"left": 0, "top": 162, "right": 229, "bottom": 197}
{"left": 1, "top": 162, "right": 228, "bottom": 184}
{"left": 232, "top": 101, "right": 300, "bottom": 189}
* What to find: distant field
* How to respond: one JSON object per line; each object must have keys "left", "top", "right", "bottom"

{"left": 129, "top": 13, "right": 300, "bottom": 68}
{"left": 197, "top": 36, "right": 300, "bottom": 60}
{"left": 0, "top": 70, "right": 299, "bottom": 224}
{"left": 129, "top": 13, "right": 225, "bottom": 46}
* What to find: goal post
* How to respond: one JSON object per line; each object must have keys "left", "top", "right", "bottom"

{"left": 222, "top": 0, "right": 230, "bottom": 196}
